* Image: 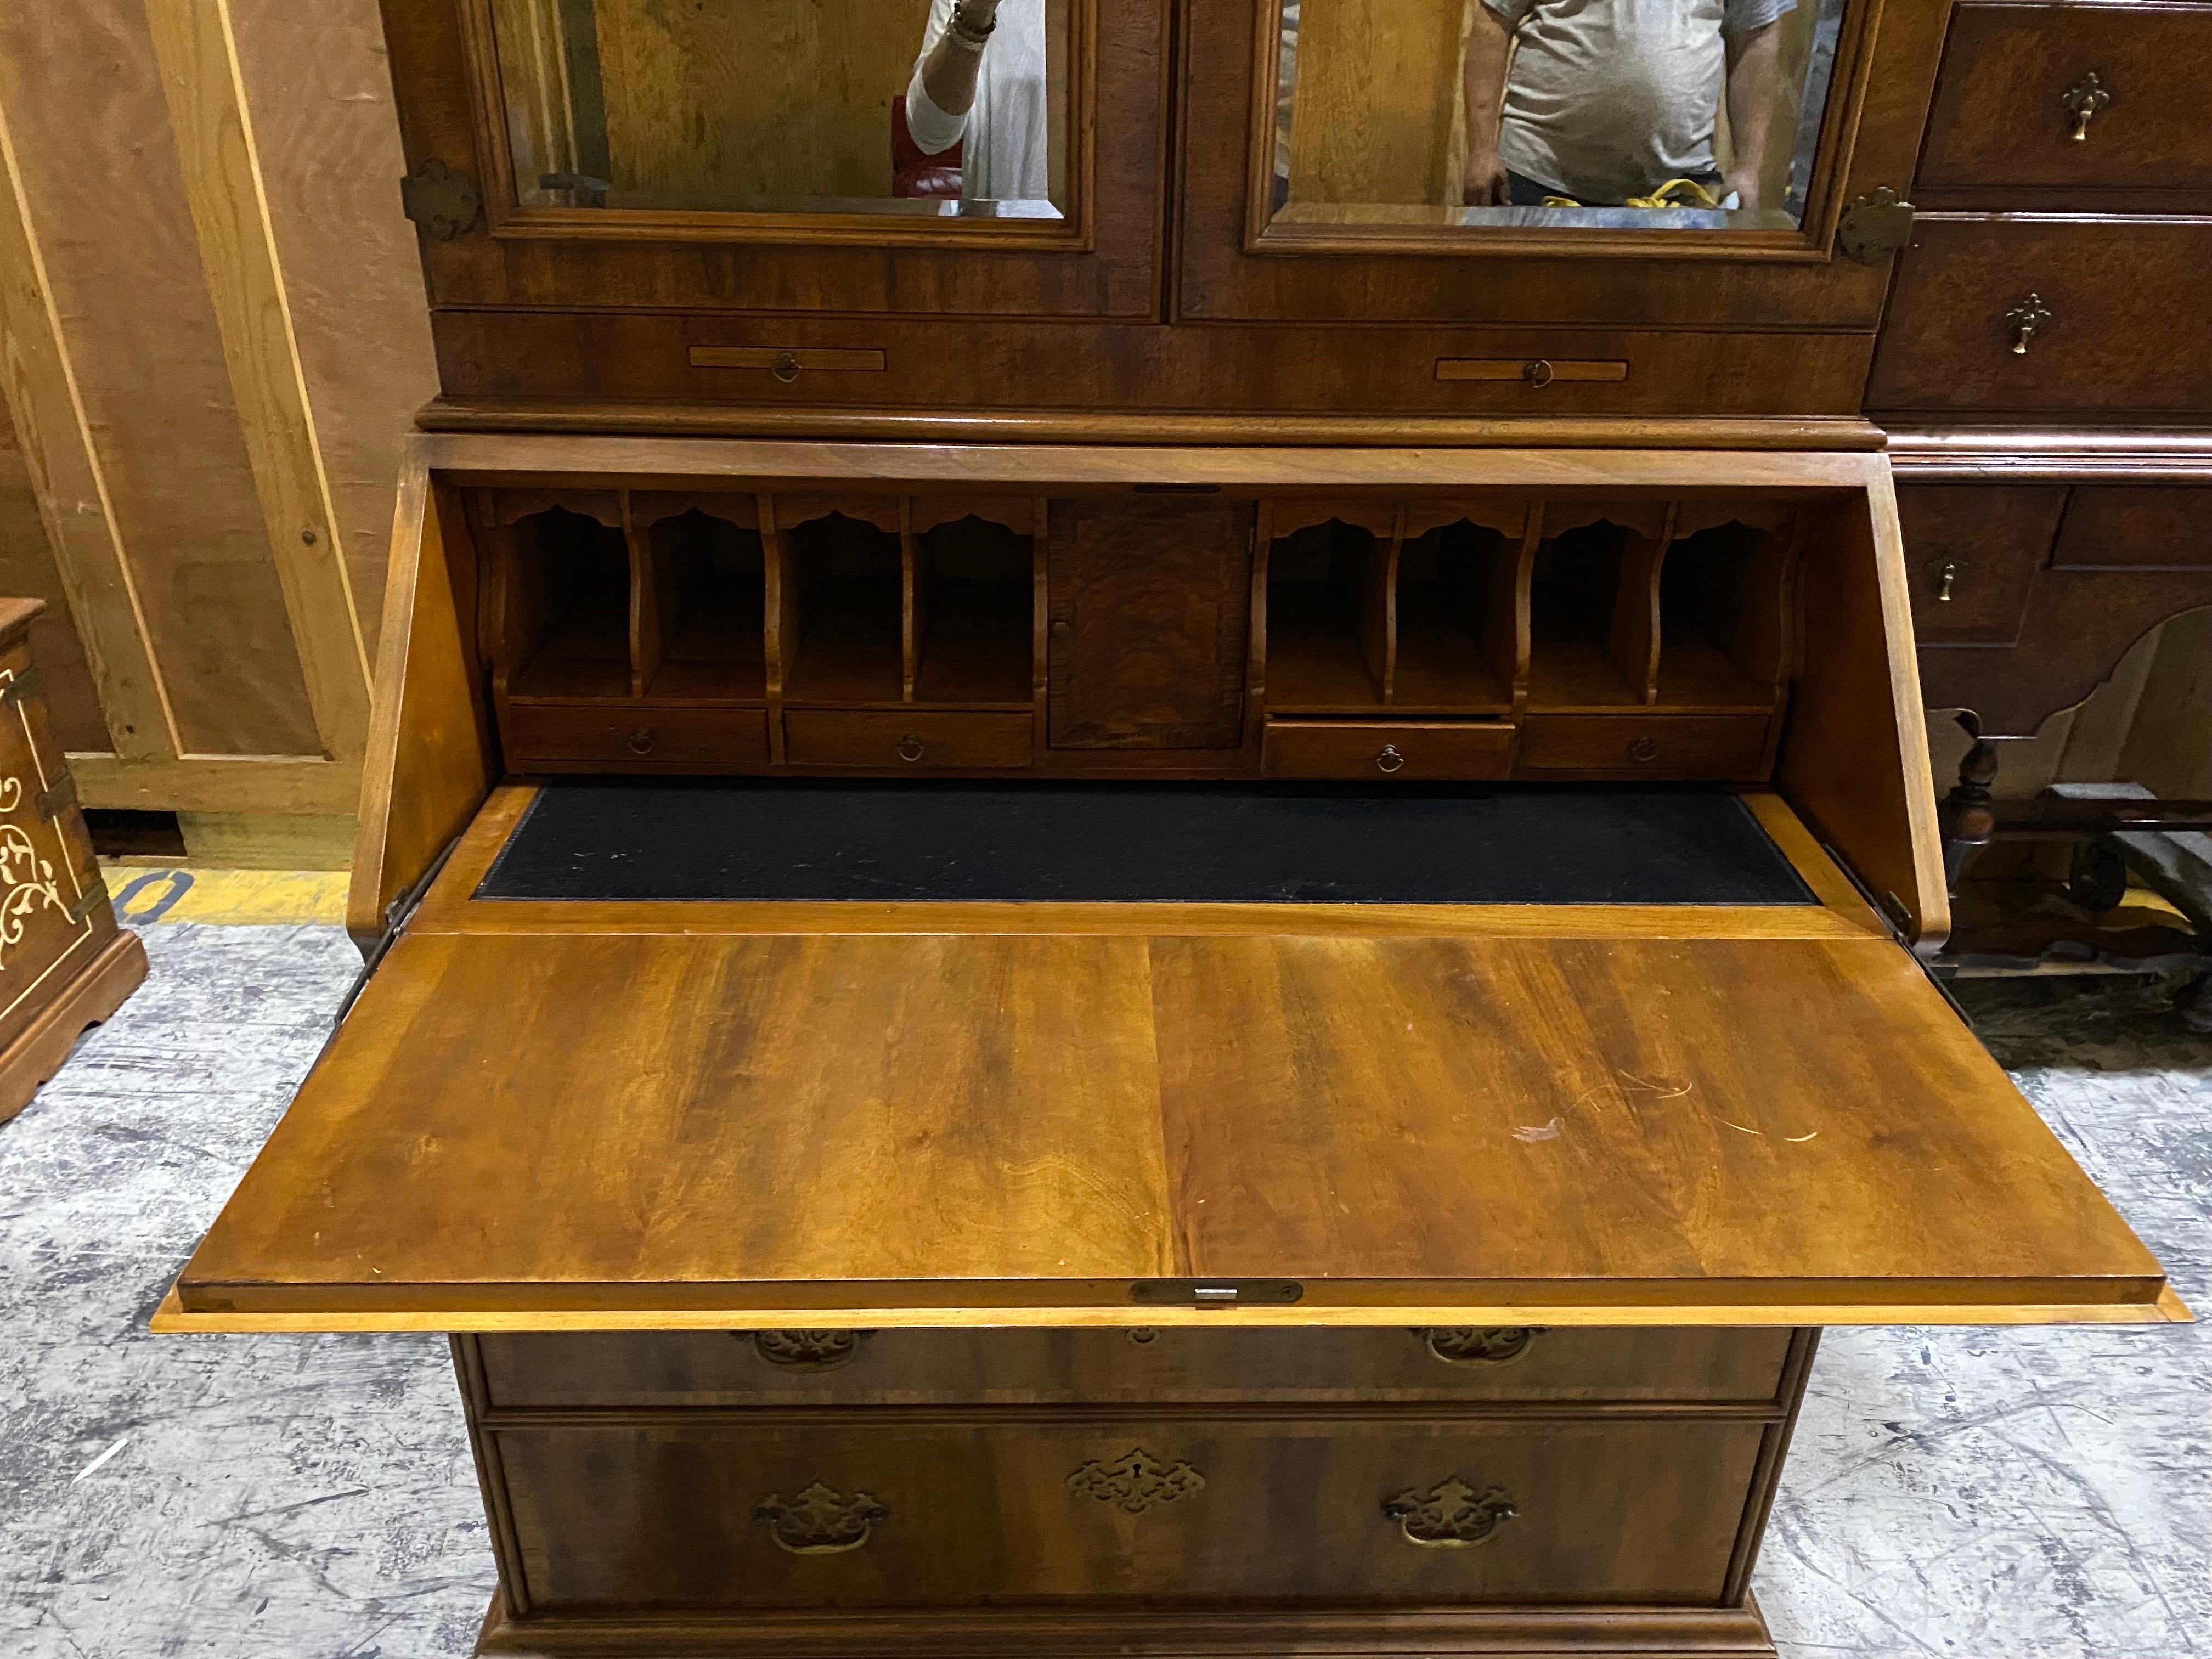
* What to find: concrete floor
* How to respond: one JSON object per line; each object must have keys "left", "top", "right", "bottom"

{"left": 1, "top": 922, "right": 2205, "bottom": 1659}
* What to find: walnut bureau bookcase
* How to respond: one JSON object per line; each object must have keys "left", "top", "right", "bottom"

{"left": 158, "top": 5, "right": 2183, "bottom": 1658}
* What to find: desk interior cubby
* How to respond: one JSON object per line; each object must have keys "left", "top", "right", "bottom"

{"left": 472, "top": 480, "right": 1821, "bottom": 785}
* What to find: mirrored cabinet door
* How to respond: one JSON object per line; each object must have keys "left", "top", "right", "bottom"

{"left": 381, "top": 0, "right": 1163, "bottom": 320}
{"left": 1180, "top": 0, "right": 1946, "bottom": 330}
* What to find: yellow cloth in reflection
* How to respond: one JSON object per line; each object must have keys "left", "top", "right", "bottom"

{"left": 1541, "top": 178, "right": 1726, "bottom": 211}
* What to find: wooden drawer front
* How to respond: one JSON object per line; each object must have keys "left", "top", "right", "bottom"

{"left": 784, "top": 711, "right": 1034, "bottom": 770}
{"left": 2055, "top": 487, "right": 2212, "bottom": 569}
{"left": 1516, "top": 715, "right": 1769, "bottom": 778}
{"left": 507, "top": 704, "right": 770, "bottom": 770}
{"left": 1263, "top": 721, "right": 1515, "bottom": 781}
{"left": 477, "top": 1327, "right": 1794, "bottom": 1409}
{"left": 1898, "top": 485, "right": 2066, "bottom": 644}
{"left": 1869, "top": 218, "right": 2212, "bottom": 416}
{"left": 495, "top": 1417, "right": 1765, "bottom": 1610}
{"left": 1920, "top": 4, "right": 2212, "bottom": 195}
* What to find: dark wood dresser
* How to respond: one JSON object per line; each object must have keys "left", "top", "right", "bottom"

{"left": 158, "top": 5, "right": 2183, "bottom": 1657}
{"left": 0, "top": 596, "right": 145, "bottom": 1123}
{"left": 1871, "top": 1, "right": 2212, "bottom": 850}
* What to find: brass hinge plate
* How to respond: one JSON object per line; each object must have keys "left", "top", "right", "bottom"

{"left": 0, "top": 664, "right": 44, "bottom": 706}
{"left": 36, "top": 774, "right": 77, "bottom": 822}
{"left": 1837, "top": 187, "right": 1916, "bottom": 266}
{"left": 65, "top": 874, "right": 108, "bottom": 926}
{"left": 401, "top": 160, "right": 481, "bottom": 242}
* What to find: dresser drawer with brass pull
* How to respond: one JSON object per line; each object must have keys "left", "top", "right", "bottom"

{"left": 783, "top": 710, "right": 1034, "bottom": 770}
{"left": 1515, "top": 714, "right": 1771, "bottom": 780}
{"left": 690, "top": 346, "right": 889, "bottom": 384}
{"left": 489, "top": 1417, "right": 1767, "bottom": 1610}
{"left": 1262, "top": 720, "right": 1515, "bottom": 781}
{"left": 473, "top": 1327, "right": 1795, "bottom": 1409}
{"left": 505, "top": 704, "right": 771, "bottom": 771}
{"left": 1918, "top": 3, "right": 2212, "bottom": 198}
{"left": 1869, "top": 218, "right": 2212, "bottom": 416}
{"left": 1898, "top": 484, "right": 2064, "bottom": 645}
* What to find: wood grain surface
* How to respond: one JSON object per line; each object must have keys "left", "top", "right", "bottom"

{"left": 173, "top": 919, "right": 2166, "bottom": 1324}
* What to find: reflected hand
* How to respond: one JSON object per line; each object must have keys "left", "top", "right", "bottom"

{"left": 1464, "top": 149, "right": 1510, "bottom": 207}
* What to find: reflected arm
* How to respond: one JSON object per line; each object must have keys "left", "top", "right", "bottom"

{"left": 1460, "top": 2, "right": 1513, "bottom": 206}
{"left": 1723, "top": 20, "right": 1785, "bottom": 212}
{"left": 911, "top": 0, "right": 1000, "bottom": 151}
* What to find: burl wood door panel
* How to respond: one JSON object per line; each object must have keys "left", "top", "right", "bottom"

{"left": 476, "top": 1327, "right": 1796, "bottom": 1409}
{"left": 1919, "top": 3, "right": 2212, "bottom": 198}
{"left": 492, "top": 1417, "right": 1767, "bottom": 1610}
{"left": 1047, "top": 499, "right": 1254, "bottom": 749}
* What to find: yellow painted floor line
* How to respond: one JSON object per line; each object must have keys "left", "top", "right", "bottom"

{"left": 102, "top": 863, "right": 347, "bottom": 927}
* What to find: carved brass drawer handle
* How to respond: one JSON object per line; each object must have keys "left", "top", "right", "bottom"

{"left": 1376, "top": 744, "right": 1406, "bottom": 774}
{"left": 1068, "top": 1448, "right": 1206, "bottom": 1514}
{"left": 1415, "top": 1326, "right": 1545, "bottom": 1366}
{"left": 753, "top": 1482, "right": 887, "bottom": 1554}
{"left": 2062, "top": 71, "right": 2110, "bottom": 143}
{"left": 2005, "top": 294, "right": 2051, "bottom": 357}
{"left": 1383, "top": 1477, "right": 1518, "bottom": 1548}
{"left": 747, "top": 1330, "right": 870, "bottom": 1370}
{"left": 1931, "top": 557, "right": 1965, "bottom": 603}
{"left": 896, "top": 735, "right": 926, "bottom": 764}
{"left": 627, "top": 728, "right": 656, "bottom": 756}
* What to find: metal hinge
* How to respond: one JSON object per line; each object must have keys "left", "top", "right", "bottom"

{"left": 1837, "top": 187, "right": 1916, "bottom": 266}
{"left": 400, "top": 160, "right": 481, "bottom": 241}
{"left": 0, "top": 664, "right": 44, "bottom": 706}
{"left": 65, "top": 873, "right": 108, "bottom": 926}
{"left": 36, "top": 774, "right": 77, "bottom": 822}
{"left": 328, "top": 832, "right": 465, "bottom": 1035}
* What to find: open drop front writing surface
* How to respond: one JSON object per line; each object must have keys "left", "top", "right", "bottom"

{"left": 163, "top": 785, "right": 2172, "bottom": 1333}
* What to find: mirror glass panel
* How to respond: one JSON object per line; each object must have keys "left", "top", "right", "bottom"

{"left": 1269, "top": 0, "right": 1846, "bottom": 232}
{"left": 489, "top": 0, "right": 1071, "bottom": 219}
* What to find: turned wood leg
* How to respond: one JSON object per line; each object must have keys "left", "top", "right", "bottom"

{"left": 1939, "top": 714, "right": 1999, "bottom": 894}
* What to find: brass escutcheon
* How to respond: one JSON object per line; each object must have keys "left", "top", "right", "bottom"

{"left": 2005, "top": 294, "right": 2052, "bottom": 357}
{"left": 1931, "top": 557, "right": 1965, "bottom": 603}
{"left": 1069, "top": 1448, "right": 1206, "bottom": 1514}
{"left": 749, "top": 1330, "right": 869, "bottom": 1370}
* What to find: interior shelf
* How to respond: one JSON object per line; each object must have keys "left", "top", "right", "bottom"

{"left": 783, "top": 512, "right": 904, "bottom": 706}
{"left": 912, "top": 515, "right": 1035, "bottom": 708}
{"left": 639, "top": 510, "right": 769, "bottom": 704}
{"left": 1265, "top": 520, "right": 1386, "bottom": 711}
{"left": 1526, "top": 517, "right": 1646, "bottom": 711}
{"left": 1391, "top": 521, "right": 1515, "bottom": 714}
{"left": 1655, "top": 520, "right": 1790, "bottom": 712}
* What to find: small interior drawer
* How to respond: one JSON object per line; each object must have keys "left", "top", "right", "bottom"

{"left": 1516, "top": 715, "right": 1770, "bottom": 779}
{"left": 493, "top": 1415, "right": 1766, "bottom": 1610}
{"left": 507, "top": 704, "right": 771, "bottom": 770}
{"left": 785, "top": 710, "right": 1034, "bottom": 770}
{"left": 1919, "top": 3, "right": 2212, "bottom": 196}
{"left": 1897, "top": 484, "right": 2064, "bottom": 644}
{"left": 475, "top": 1327, "right": 1796, "bottom": 1410}
{"left": 1263, "top": 720, "right": 1515, "bottom": 781}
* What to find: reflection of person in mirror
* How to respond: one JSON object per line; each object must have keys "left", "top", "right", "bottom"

{"left": 1463, "top": 0, "right": 1797, "bottom": 210}
{"left": 907, "top": 0, "right": 1051, "bottom": 205}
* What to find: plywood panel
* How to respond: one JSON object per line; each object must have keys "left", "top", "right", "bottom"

{"left": 0, "top": 405, "right": 109, "bottom": 751}
{"left": 0, "top": 0, "right": 318, "bottom": 757}
{"left": 227, "top": 0, "right": 439, "bottom": 665}
{"left": 591, "top": 0, "right": 934, "bottom": 207}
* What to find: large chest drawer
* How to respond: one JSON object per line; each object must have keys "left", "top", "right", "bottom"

{"left": 1868, "top": 217, "right": 2212, "bottom": 416}
{"left": 1920, "top": 3, "right": 2212, "bottom": 197}
{"left": 492, "top": 1417, "right": 1766, "bottom": 1611}
{"left": 476, "top": 1327, "right": 1795, "bottom": 1409}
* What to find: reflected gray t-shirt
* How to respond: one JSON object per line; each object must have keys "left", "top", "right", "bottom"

{"left": 1484, "top": 0, "right": 1796, "bottom": 203}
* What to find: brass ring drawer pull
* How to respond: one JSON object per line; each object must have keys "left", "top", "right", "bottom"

{"left": 1068, "top": 1448, "right": 1206, "bottom": 1514}
{"left": 748, "top": 1329, "right": 870, "bottom": 1370}
{"left": 2005, "top": 294, "right": 2051, "bottom": 357}
{"left": 772, "top": 350, "right": 802, "bottom": 384}
{"left": 1627, "top": 735, "right": 1660, "bottom": 764}
{"left": 1415, "top": 1326, "right": 1545, "bottom": 1366}
{"left": 2062, "top": 71, "right": 2110, "bottom": 143}
{"left": 1384, "top": 1478, "right": 1518, "bottom": 1548}
{"left": 896, "top": 735, "right": 926, "bottom": 764}
{"left": 627, "top": 728, "right": 656, "bottom": 756}
{"left": 1376, "top": 744, "right": 1406, "bottom": 774}
{"left": 753, "top": 1483, "right": 888, "bottom": 1555}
